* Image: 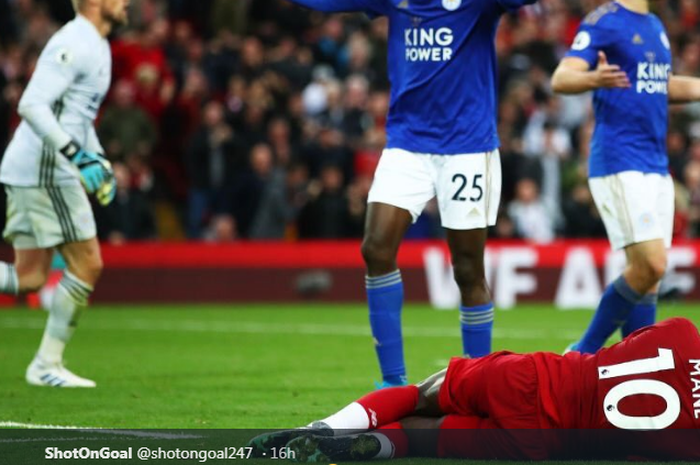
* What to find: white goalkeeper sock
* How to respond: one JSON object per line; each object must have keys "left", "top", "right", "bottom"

{"left": 314, "top": 402, "right": 370, "bottom": 432}
{"left": 0, "top": 262, "right": 18, "bottom": 295}
{"left": 36, "top": 271, "right": 92, "bottom": 364}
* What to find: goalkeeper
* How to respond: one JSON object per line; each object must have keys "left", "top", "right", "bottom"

{"left": 0, "top": 0, "right": 129, "bottom": 387}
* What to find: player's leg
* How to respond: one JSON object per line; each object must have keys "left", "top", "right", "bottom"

{"left": 7, "top": 248, "right": 53, "bottom": 294}
{"left": 446, "top": 228, "right": 493, "bottom": 357}
{"left": 361, "top": 203, "right": 413, "bottom": 387}
{"left": 621, "top": 175, "right": 673, "bottom": 337}
{"left": 249, "top": 368, "right": 445, "bottom": 456}
{"left": 576, "top": 173, "right": 669, "bottom": 353}
{"left": 25, "top": 186, "right": 102, "bottom": 387}
{"left": 284, "top": 353, "right": 544, "bottom": 463}
{"left": 318, "top": 368, "right": 446, "bottom": 431}
{"left": 619, "top": 240, "right": 664, "bottom": 337}
{"left": 0, "top": 186, "right": 55, "bottom": 296}
{"left": 362, "top": 148, "right": 435, "bottom": 387}
{"left": 576, "top": 239, "right": 665, "bottom": 353}
{"left": 437, "top": 151, "right": 500, "bottom": 358}
{"left": 38, "top": 252, "right": 68, "bottom": 311}
{"left": 285, "top": 417, "right": 437, "bottom": 462}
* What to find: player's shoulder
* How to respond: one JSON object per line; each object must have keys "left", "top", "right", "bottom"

{"left": 658, "top": 317, "right": 699, "bottom": 334}
{"left": 648, "top": 12, "right": 667, "bottom": 31}
{"left": 644, "top": 318, "right": 700, "bottom": 347}
{"left": 42, "top": 18, "right": 95, "bottom": 63}
{"left": 581, "top": 1, "right": 622, "bottom": 28}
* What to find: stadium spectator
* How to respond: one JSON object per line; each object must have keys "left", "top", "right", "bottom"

{"left": 508, "top": 178, "right": 555, "bottom": 244}
{"left": 298, "top": 163, "right": 356, "bottom": 238}
{"left": 248, "top": 159, "right": 296, "bottom": 240}
{"left": 204, "top": 214, "right": 238, "bottom": 242}
{"left": 561, "top": 183, "right": 606, "bottom": 238}
{"left": 98, "top": 79, "right": 157, "bottom": 162}
{"left": 185, "top": 100, "right": 244, "bottom": 238}
{"left": 233, "top": 142, "right": 281, "bottom": 238}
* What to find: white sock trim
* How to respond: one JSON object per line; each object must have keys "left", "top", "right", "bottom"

{"left": 0, "top": 262, "right": 18, "bottom": 295}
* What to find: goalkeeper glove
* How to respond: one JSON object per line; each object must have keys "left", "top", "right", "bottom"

{"left": 96, "top": 168, "right": 116, "bottom": 206}
{"left": 60, "top": 141, "right": 113, "bottom": 195}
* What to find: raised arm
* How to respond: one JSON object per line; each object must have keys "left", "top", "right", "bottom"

{"left": 18, "top": 40, "right": 85, "bottom": 151}
{"left": 668, "top": 75, "right": 700, "bottom": 104}
{"left": 552, "top": 52, "right": 630, "bottom": 95}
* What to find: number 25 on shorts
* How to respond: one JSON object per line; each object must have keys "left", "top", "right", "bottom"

{"left": 452, "top": 173, "right": 483, "bottom": 202}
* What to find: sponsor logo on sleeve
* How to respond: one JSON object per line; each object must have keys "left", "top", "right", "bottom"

{"left": 56, "top": 48, "right": 73, "bottom": 65}
{"left": 660, "top": 32, "right": 671, "bottom": 50}
{"left": 571, "top": 31, "right": 592, "bottom": 51}
{"left": 442, "top": 0, "right": 461, "bottom": 11}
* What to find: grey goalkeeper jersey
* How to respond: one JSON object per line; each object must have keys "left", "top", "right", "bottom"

{"left": 0, "top": 15, "right": 111, "bottom": 187}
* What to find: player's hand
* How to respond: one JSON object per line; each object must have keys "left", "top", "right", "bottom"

{"left": 96, "top": 163, "right": 116, "bottom": 206}
{"left": 60, "top": 141, "right": 112, "bottom": 194}
{"left": 593, "top": 51, "right": 631, "bottom": 89}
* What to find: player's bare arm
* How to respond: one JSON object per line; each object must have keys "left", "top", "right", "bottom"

{"left": 551, "top": 53, "right": 631, "bottom": 95}
{"left": 668, "top": 75, "right": 700, "bottom": 104}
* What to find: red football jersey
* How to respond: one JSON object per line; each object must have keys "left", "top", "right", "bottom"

{"left": 439, "top": 318, "right": 700, "bottom": 460}
{"left": 536, "top": 317, "right": 700, "bottom": 459}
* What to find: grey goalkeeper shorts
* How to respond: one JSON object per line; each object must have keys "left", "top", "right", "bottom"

{"left": 3, "top": 185, "right": 97, "bottom": 249}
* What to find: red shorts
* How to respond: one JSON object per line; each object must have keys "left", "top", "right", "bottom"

{"left": 439, "top": 351, "right": 543, "bottom": 428}
{"left": 437, "top": 352, "right": 567, "bottom": 460}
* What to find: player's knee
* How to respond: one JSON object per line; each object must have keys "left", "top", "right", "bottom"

{"left": 646, "top": 255, "right": 667, "bottom": 283}
{"left": 85, "top": 255, "right": 104, "bottom": 282}
{"left": 452, "top": 258, "right": 483, "bottom": 290}
{"left": 72, "top": 254, "right": 103, "bottom": 286}
{"left": 634, "top": 254, "right": 667, "bottom": 288}
{"left": 361, "top": 236, "right": 396, "bottom": 271}
{"left": 17, "top": 268, "right": 49, "bottom": 293}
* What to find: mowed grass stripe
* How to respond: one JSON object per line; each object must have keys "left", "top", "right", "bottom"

{"left": 0, "top": 317, "right": 585, "bottom": 340}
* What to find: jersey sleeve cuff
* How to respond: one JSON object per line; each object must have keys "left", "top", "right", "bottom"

{"left": 45, "top": 129, "right": 72, "bottom": 152}
{"left": 564, "top": 51, "right": 597, "bottom": 70}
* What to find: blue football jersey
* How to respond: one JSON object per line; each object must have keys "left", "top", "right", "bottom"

{"left": 565, "top": 2, "right": 672, "bottom": 178}
{"left": 291, "top": 0, "right": 536, "bottom": 155}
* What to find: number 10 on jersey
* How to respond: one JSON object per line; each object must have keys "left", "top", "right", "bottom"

{"left": 598, "top": 348, "right": 681, "bottom": 430}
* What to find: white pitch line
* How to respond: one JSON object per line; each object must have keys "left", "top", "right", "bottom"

{"left": 0, "top": 317, "right": 582, "bottom": 340}
{"left": 0, "top": 422, "right": 201, "bottom": 439}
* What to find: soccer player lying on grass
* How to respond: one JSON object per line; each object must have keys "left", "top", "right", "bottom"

{"left": 251, "top": 318, "right": 700, "bottom": 461}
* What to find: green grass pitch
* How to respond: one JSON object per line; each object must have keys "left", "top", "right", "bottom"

{"left": 0, "top": 302, "right": 698, "bottom": 464}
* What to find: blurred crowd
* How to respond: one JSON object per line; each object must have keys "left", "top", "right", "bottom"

{"left": 1, "top": 0, "right": 700, "bottom": 243}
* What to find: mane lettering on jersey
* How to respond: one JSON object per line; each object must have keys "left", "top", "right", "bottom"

{"left": 583, "top": 2, "right": 619, "bottom": 26}
{"left": 404, "top": 27, "right": 454, "bottom": 62}
{"left": 690, "top": 359, "right": 700, "bottom": 419}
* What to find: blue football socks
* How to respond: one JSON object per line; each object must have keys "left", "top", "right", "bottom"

{"left": 366, "top": 270, "right": 407, "bottom": 385}
{"left": 621, "top": 294, "right": 658, "bottom": 338}
{"left": 460, "top": 303, "right": 494, "bottom": 358}
{"left": 577, "top": 276, "right": 642, "bottom": 354}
